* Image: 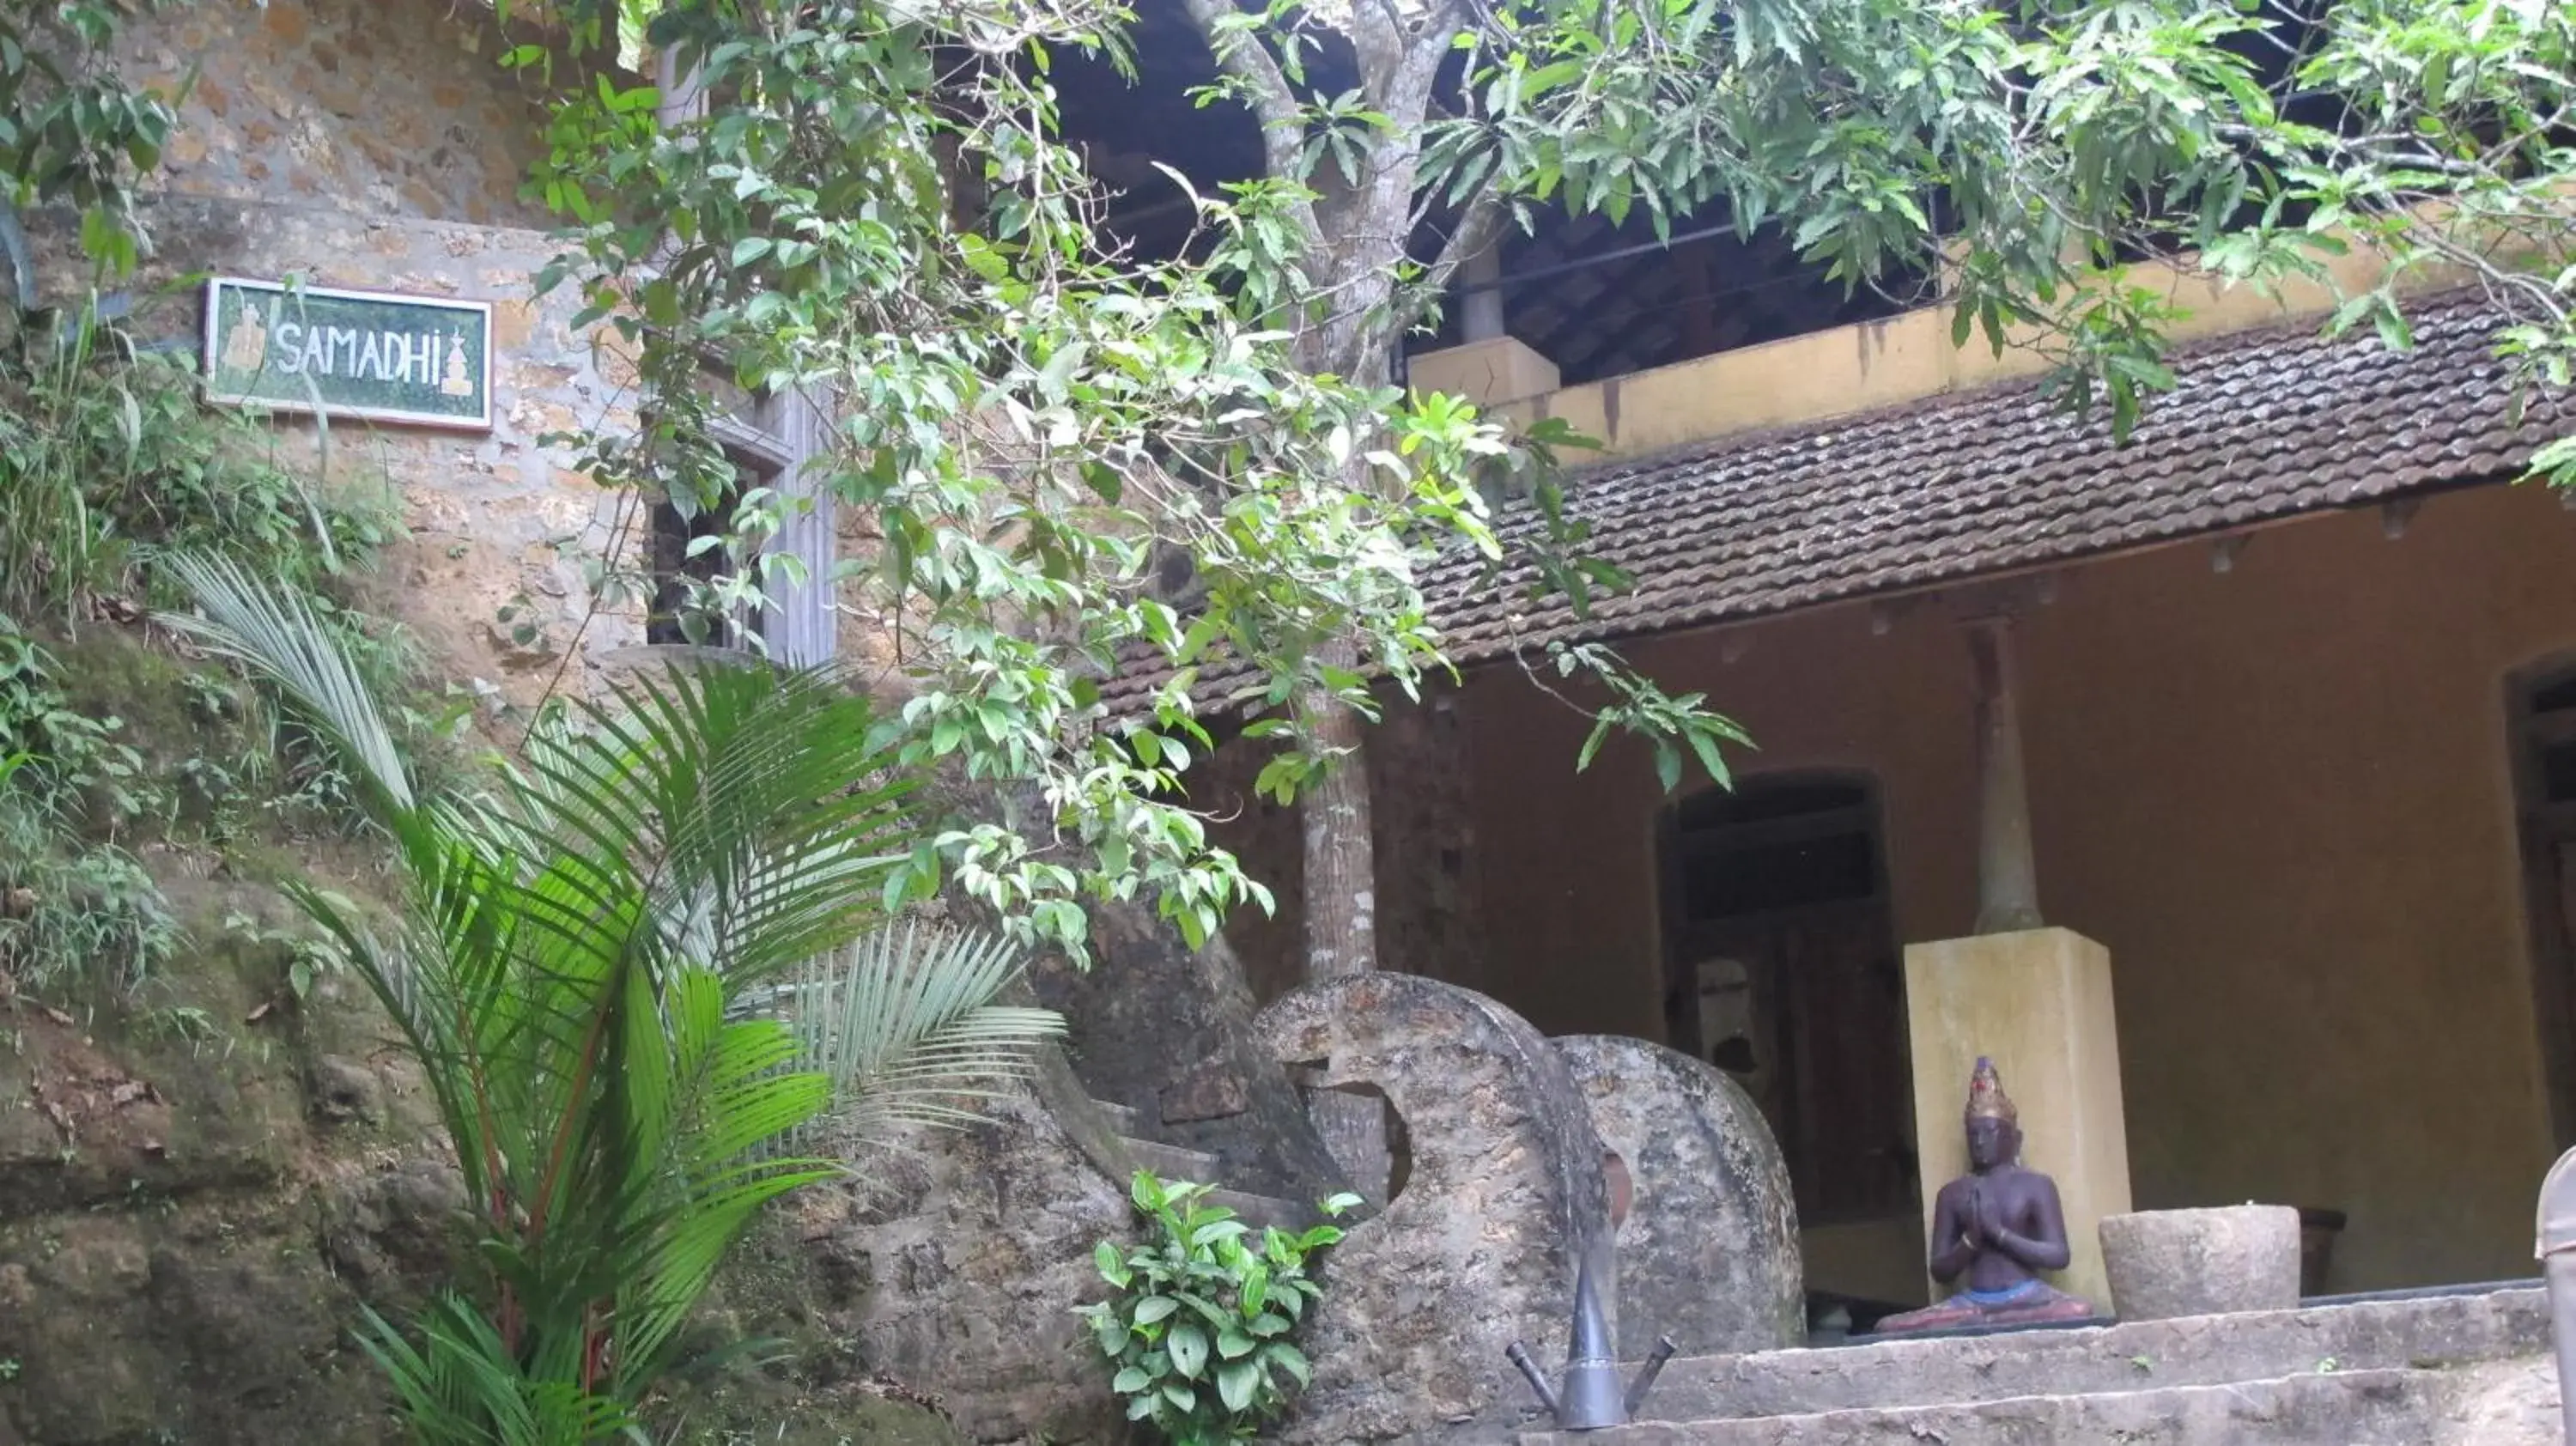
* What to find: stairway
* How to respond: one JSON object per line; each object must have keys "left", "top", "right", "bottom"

{"left": 1522, "top": 1285, "right": 2557, "bottom": 1445}
{"left": 1090, "top": 1097, "right": 1319, "bottom": 1234}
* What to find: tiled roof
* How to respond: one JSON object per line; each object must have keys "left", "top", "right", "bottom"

{"left": 1101, "top": 289, "right": 2568, "bottom": 713}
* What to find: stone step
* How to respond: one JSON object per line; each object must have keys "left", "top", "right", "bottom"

{"left": 1090, "top": 1097, "right": 1147, "bottom": 1136}
{"left": 1121, "top": 1137, "right": 1223, "bottom": 1183}
{"left": 1632, "top": 1285, "right": 2548, "bottom": 1424}
{"left": 1524, "top": 1366, "right": 2464, "bottom": 1445}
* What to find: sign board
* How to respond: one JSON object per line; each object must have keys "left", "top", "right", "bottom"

{"left": 203, "top": 277, "right": 492, "bottom": 429}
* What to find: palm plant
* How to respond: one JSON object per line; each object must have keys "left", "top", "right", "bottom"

{"left": 161, "top": 554, "right": 1063, "bottom": 1444}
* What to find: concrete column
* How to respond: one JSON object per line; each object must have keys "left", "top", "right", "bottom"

{"left": 1969, "top": 616, "right": 2044, "bottom": 934}
{"left": 1905, "top": 928, "right": 2133, "bottom": 1314}
{"left": 655, "top": 44, "right": 708, "bottom": 128}
{"left": 1461, "top": 244, "right": 1506, "bottom": 343}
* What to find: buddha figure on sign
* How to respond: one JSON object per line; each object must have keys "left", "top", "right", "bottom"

{"left": 221, "top": 302, "right": 268, "bottom": 374}
{"left": 1874, "top": 1057, "right": 2094, "bottom": 1334}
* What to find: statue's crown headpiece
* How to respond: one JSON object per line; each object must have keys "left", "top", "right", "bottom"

{"left": 1965, "top": 1055, "right": 2018, "bottom": 1125}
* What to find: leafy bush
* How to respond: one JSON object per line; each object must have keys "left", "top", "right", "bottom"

{"left": 0, "top": 0, "right": 193, "bottom": 277}
{"left": 0, "top": 782, "right": 175, "bottom": 993}
{"left": 0, "top": 617, "right": 174, "bottom": 992}
{"left": 1078, "top": 1172, "right": 1358, "bottom": 1444}
{"left": 0, "top": 301, "right": 400, "bottom": 629}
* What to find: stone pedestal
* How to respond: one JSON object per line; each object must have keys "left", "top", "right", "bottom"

{"left": 1905, "top": 927, "right": 2131, "bottom": 1313}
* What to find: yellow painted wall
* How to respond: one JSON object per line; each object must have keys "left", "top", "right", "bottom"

{"left": 1450, "top": 480, "right": 2576, "bottom": 1293}
{"left": 1455, "top": 243, "right": 2417, "bottom": 462}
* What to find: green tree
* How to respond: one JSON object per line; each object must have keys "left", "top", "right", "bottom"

{"left": 0, "top": 0, "right": 196, "bottom": 283}
{"left": 161, "top": 554, "right": 1064, "bottom": 1443}
{"left": 501, "top": 0, "right": 2572, "bottom": 1115}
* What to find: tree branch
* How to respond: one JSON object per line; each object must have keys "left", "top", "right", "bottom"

{"left": 1424, "top": 187, "right": 1507, "bottom": 295}
{"left": 1176, "top": 0, "right": 1325, "bottom": 251}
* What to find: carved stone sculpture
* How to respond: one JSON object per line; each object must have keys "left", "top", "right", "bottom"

{"left": 1254, "top": 973, "right": 1614, "bottom": 1442}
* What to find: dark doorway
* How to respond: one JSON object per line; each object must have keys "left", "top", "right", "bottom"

{"left": 647, "top": 449, "right": 774, "bottom": 649}
{"left": 1659, "top": 774, "right": 1917, "bottom": 1224}
{"left": 2512, "top": 659, "right": 2576, "bottom": 1151}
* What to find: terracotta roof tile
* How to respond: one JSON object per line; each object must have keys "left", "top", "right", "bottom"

{"left": 1100, "top": 289, "right": 2568, "bottom": 713}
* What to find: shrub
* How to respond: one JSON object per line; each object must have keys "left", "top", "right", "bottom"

{"left": 1078, "top": 1172, "right": 1358, "bottom": 1445}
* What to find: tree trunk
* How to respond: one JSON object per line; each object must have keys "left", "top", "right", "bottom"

{"left": 1281, "top": 99, "right": 1419, "bottom": 1205}
{"left": 1296, "top": 633, "right": 1391, "bottom": 1197}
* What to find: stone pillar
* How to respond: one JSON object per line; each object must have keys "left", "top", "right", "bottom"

{"left": 1905, "top": 928, "right": 2132, "bottom": 1314}
{"left": 1968, "top": 615, "right": 2044, "bottom": 934}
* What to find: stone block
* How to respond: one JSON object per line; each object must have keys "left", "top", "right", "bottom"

{"left": 2100, "top": 1204, "right": 2301, "bottom": 1321}
{"left": 1408, "top": 335, "right": 1563, "bottom": 407}
{"left": 1906, "top": 927, "right": 2131, "bottom": 1313}
{"left": 1556, "top": 1034, "right": 1804, "bottom": 1356}
{"left": 1255, "top": 973, "right": 1614, "bottom": 1443}
{"left": 1157, "top": 1052, "right": 1251, "bottom": 1124}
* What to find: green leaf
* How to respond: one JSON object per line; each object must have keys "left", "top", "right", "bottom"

{"left": 1096, "top": 1240, "right": 1132, "bottom": 1287}
{"left": 1217, "top": 1359, "right": 1261, "bottom": 1413}
{"left": 1133, "top": 1296, "right": 1180, "bottom": 1328}
{"left": 1267, "top": 1342, "right": 1312, "bottom": 1386}
{"left": 1169, "top": 1321, "right": 1211, "bottom": 1379}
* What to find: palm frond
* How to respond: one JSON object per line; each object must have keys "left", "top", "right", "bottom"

{"left": 776, "top": 920, "right": 1067, "bottom": 1152}
{"left": 154, "top": 551, "right": 415, "bottom": 812}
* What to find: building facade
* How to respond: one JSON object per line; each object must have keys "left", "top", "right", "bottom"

{"left": 1178, "top": 275, "right": 2576, "bottom": 1308}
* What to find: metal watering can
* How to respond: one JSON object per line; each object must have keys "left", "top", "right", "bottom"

{"left": 1505, "top": 1262, "right": 1677, "bottom": 1431}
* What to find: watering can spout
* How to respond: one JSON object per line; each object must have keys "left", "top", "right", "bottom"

{"left": 1504, "top": 1340, "right": 1560, "bottom": 1417}
{"left": 1624, "top": 1336, "right": 1678, "bottom": 1417}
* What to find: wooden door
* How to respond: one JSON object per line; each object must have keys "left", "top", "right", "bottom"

{"left": 1661, "top": 775, "right": 1917, "bottom": 1224}
{"left": 2512, "top": 664, "right": 2576, "bottom": 1149}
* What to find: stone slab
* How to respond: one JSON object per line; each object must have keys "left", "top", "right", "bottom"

{"left": 1635, "top": 1285, "right": 2549, "bottom": 1424}
{"left": 1119, "top": 1138, "right": 1223, "bottom": 1184}
{"left": 1555, "top": 1035, "right": 1804, "bottom": 1357}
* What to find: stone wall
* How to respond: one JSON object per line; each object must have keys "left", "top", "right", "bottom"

{"left": 68, "top": 195, "right": 647, "bottom": 707}
{"left": 121, "top": 0, "right": 555, "bottom": 226}
{"left": 15, "top": 1, "right": 660, "bottom": 708}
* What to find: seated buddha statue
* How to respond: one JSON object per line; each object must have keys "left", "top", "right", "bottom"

{"left": 1874, "top": 1057, "right": 2096, "bottom": 1335}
